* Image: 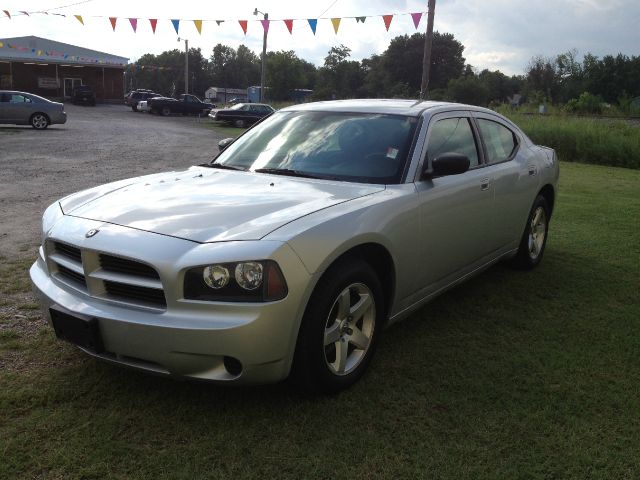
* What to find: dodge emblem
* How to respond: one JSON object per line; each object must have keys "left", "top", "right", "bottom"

{"left": 85, "top": 229, "right": 99, "bottom": 238}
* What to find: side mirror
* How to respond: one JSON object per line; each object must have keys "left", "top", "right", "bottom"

{"left": 423, "top": 152, "right": 470, "bottom": 179}
{"left": 218, "top": 137, "right": 235, "bottom": 152}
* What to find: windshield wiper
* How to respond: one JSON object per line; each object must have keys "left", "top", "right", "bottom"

{"left": 253, "top": 168, "right": 323, "bottom": 179}
{"left": 203, "top": 162, "right": 247, "bottom": 171}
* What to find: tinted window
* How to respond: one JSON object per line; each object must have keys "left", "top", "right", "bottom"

{"left": 9, "top": 94, "right": 31, "bottom": 103}
{"left": 426, "top": 117, "right": 479, "bottom": 167}
{"left": 477, "top": 119, "right": 517, "bottom": 164}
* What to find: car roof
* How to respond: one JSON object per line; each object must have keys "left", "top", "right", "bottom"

{"left": 280, "top": 99, "right": 496, "bottom": 117}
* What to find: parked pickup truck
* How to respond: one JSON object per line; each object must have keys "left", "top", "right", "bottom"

{"left": 148, "top": 94, "right": 212, "bottom": 116}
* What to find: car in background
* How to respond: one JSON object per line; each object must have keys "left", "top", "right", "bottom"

{"left": 210, "top": 103, "right": 275, "bottom": 128}
{"left": 125, "top": 90, "right": 160, "bottom": 111}
{"left": 0, "top": 90, "right": 66, "bottom": 129}
{"left": 136, "top": 100, "right": 152, "bottom": 112}
{"left": 30, "top": 99, "right": 558, "bottom": 392}
{"left": 71, "top": 85, "right": 96, "bottom": 106}
{"left": 148, "top": 94, "right": 212, "bottom": 116}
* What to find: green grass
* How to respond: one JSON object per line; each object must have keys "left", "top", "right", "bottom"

{"left": 1, "top": 162, "right": 639, "bottom": 479}
{"left": 503, "top": 113, "right": 640, "bottom": 169}
{"left": 200, "top": 120, "right": 244, "bottom": 139}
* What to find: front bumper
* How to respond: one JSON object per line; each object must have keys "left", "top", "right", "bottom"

{"left": 30, "top": 218, "right": 315, "bottom": 384}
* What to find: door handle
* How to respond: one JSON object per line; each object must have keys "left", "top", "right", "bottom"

{"left": 480, "top": 178, "right": 490, "bottom": 191}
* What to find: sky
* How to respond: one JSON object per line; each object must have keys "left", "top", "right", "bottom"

{"left": 1, "top": 0, "right": 638, "bottom": 76}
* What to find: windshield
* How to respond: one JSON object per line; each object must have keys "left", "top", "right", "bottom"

{"left": 213, "top": 111, "right": 419, "bottom": 184}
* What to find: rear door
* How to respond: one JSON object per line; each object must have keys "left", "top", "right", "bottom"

{"left": 3, "top": 93, "right": 33, "bottom": 123}
{"left": 414, "top": 111, "right": 494, "bottom": 291}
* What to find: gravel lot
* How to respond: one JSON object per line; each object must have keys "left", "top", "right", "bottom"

{"left": 0, "top": 104, "right": 223, "bottom": 257}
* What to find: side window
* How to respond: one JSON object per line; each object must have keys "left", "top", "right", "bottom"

{"left": 426, "top": 117, "right": 479, "bottom": 167}
{"left": 477, "top": 119, "right": 517, "bottom": 164}
{"left": 10, "top": 94, "right": 30, "bottom": 103}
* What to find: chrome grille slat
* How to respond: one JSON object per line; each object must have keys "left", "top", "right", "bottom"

{"left": 99, "top": 254, "right": 159, "bottom": 279}
{"left": 56, "top": 264, "right": 87, "bottom": 288}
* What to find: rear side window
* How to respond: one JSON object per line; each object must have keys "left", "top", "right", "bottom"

{"left": 426, "top": 117, "right": 479, "bottom": 167}
{"left": 477, "top": 119, "right": 517, "bottom": 164}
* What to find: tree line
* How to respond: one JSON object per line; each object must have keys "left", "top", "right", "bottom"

{"left": 129, "top": 32, "right": 640, "bottom": 113}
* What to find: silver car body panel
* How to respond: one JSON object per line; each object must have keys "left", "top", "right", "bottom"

{"left": 30, "top": 100, "right": 559, "bottom": 384}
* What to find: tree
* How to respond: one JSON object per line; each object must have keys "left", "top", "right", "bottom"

{"left": 266, "top": 50, "right": 314, "bottom": 100}
{"left": 314, "top": 45, "right": 365, "bottom": 99}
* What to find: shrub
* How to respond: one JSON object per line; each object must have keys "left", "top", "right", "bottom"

{"left": 564, "top": 92, "right": 603, "bottom": 115}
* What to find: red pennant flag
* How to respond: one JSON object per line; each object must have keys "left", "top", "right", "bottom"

{"left": 260, "top": 19, "right": 270, "bottom": 34}
{"left": 238, "top": 20, "right": 248, "bottom": 35}
{"left": 129, "top": 18, "right": 138, "bottom": 33}
{"left": 2, "top": 10, "right": 10, "bottom": 19}
{"left": 382, "top": 14, "right": 393, "bottom": 31}
{"left": 149, "top": 18, "right": 157, "bottom": 33}
{"left": 109, "top": 17, "right": 117, "bottom": 31}
{"left": 284, "top": 19, "right": 293, "bottom": 34}
{"left": 411, "top": 12, "right": 422, "bottom": 29}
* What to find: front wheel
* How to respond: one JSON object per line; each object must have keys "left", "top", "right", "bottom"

{"left": 30, "top": 113, "right": 49, "bottom": 130}
{"left": 291, "top": 258, "right": 382, "bottom": 393}
{"left": 234, "top": 119, "right": 246, "bottom": 128}
{"left": 131, "top": 105, "right": 138, "bottom": 112}
{"left": 511, "top": 195, "right": 550, "bottom": 270}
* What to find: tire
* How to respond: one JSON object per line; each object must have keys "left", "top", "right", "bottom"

{"left": 291, "top": 257, "right": 383, "bottom": 393}
{"left": 131, "top": 105, "right": 138, "bottom": 112}
{"left": 161, "top": 107, "right": 171, "bottom": 116}
{"left": 234, "top": 119, "right": 246, "bottom": 128}
{"left": 511, "top": 195, "right": 550, "bottom": 270}
{"left": 30, "top": 113, "right": 49, "bottom": 130}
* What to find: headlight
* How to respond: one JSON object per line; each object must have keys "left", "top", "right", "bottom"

{"left": 184, "top": 260, "right": 287, "bottom": 302}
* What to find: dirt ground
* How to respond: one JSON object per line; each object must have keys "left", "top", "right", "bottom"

{"left": 0, "top": 104, "right": 223, "bottom": 258}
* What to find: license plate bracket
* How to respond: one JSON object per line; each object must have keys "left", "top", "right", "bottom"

{"left": 50, "top": 306, "right": 104, "bottom": 353}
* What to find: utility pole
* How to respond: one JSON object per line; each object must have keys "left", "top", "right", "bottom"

{"left": 419, "top": 0, "right": 436, "bottom": 100}
{"left": 178, "top": 37, "right": 189, "bottom": 94}
{"left": 254, "top": 8, "right": 269, "bottom": 102}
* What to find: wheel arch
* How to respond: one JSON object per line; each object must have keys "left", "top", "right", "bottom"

{"left": 30, "top": 111, "right": 50, "bottom": 123}
{"left": 538, "top": 184, "right": 555, "bottom": 217}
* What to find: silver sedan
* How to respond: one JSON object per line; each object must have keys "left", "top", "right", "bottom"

{"left": 30, "top": 100, "right": 559, "bottom": 392}
{"left": 0, "top": 90, "right": 67, "bottom": 129}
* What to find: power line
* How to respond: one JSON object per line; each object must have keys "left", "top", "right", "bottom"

{"left": 318, "top": 0, "right": 339, "bottom": 18}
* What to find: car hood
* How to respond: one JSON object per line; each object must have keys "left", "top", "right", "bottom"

{"left": 59, "top": 167, "right": 384, "bottom": 243}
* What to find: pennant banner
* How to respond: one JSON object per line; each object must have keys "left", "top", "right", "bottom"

{"left": 411, "top": 12, "right": 422, "bottom": 29}
{"left": 193, "top": 19, "right": 202, "bottom": 34}
{"left": 307, "top": 19, "right": 317, "bottom": 35}
{"left": 284, "top": 19, "right": 293, "bottom": 34}
{"left": 382, "top": 14, "right": 393, "bottom": 31}
{"left": 171, "top": 19, "right": 179, "bottom": 34}
{"left": 260, "top": 19, "right": 270, "bottom": 34}
{"left": 109, "top": 17, "right": 117, "bottom": 31}
{"left": 238, "top": 20, "right": 247, "bottom": 35}
{"left": 331, "top": 18, "right": 341, "bottom": 34}
{"left": 149, "top": 18, "right": 157, "bottom": 33}
{"left": 129, "top": 18, "right": 137, "bottom": 33}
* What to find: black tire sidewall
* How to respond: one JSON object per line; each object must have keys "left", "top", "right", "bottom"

{"left": 514, "top": 195, "right": 550, "bottom": 269}
{"left": 292, "top": 258, "right": 383, "bottom": 393}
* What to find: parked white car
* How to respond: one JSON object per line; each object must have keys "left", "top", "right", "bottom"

{"left": 136, "top": 100, "right": 151, "bottom": 112}
{"left": 31, "top": 100, "right": 559, "bottom": 392}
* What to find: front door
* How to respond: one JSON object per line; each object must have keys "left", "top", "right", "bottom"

{"left": 415, "top": 112, "right": 494, "bottom": 293}
{"left": 63, "top": 78, "right": 82, "bottom": 98}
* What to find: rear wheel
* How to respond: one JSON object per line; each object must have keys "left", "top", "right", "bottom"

{"left": 292, "top": 258, "right": 382, "bottom": 393}
{"left": 30, "top": 113, "right": 49, "bottom": 130}
{"left": 161, "top": 106, "right": 171, "bottom": 116}
{"left": 511, "top": 195, "right": 550, "bottom": 269}
{"left": 131, "top": 105, "right": 138, "bottom": 112}
{"left": 234, "top": 119, "right": 246, "bottom": 128}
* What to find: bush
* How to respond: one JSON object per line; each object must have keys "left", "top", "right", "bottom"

{"left": 564, "top": 92, "right": 603, "bottom": 115}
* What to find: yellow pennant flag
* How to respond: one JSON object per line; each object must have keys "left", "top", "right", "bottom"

{"left": 74, "top": 14, "right": 84, "bottom": 25}
{"left": 193, "top": 19, "right": 202, "bottom": 34}
{"left": 331, "top": 17, "right": 341, "bottom": 34}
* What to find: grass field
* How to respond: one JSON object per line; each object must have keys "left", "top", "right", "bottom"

{"left": 1, "top": 162, "right": 639, "bottom": 479}
{"left": 502, "top": 112, "right": 640, "bottom": 170}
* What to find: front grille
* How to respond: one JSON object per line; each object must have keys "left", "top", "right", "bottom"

{"left": 54, "top": 242, "right": 82, "bottom": 263}
{"left": 47, "top": 240, "right": 166, "bottom": 311}
{"left": 99, "top": 254, "right": 159, "bottom": 279}
{"left": 104, "top": 281, "right": 166, "bottom": 308}
{"left": 57, "top": 264, "right": 87, "bottom": 287}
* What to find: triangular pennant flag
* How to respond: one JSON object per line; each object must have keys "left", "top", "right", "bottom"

{"left": 216, "top": 20, "right": 224, "bottom": 26}
{"left": 238, "top": 20, "right": 248, "bottom": 35}
{"left": 284, "top": 19, "right": 293, "bottom": 34}
{"left": 171, "top": 19, "right": 180, "bottom": 35}
{"left": 109, "top": 17, "right": 117, "bottom": 31}
{"left": 129, "top": 18, "right": 138, "bottom": 33}
{"left": 356, "top": 17, "right": 366, "bottom": 23}
{"left": 3, "top": 10, "right": 10, "bottom": 19}
{"left": 74, "top": 14, "right": 83, "bottom": 25}
{"left": 307, "top": 19, "right": 317, "bottom": 35}
{"left": 19, "top": 11, "right": 29, "bottom": 16}
{"left": 149, "top": 18, "right": 157, "bottom": 33}
{"left": 411, "top": 12, "right": 422, "bottom": 29}
{"left": 382, "top": 14, "right": 393, "bottom": 31}
{"left": 331, "top": 18, "right": 341, "bottom": 34}
{"left": 260, "top": 19, "right": 270, "bottom": 34}
{"left": 193, "top": 20, "right": 202, "bottom": 34}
